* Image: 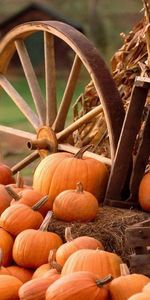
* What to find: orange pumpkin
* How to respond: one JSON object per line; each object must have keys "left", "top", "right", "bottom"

{"left": 56, "top": 227, "right": 103, "bottom": 266}
{"left": 0, "top": 196, "right": 48, "bottom": 236}
{"left": 10, "top": 188, "right": 48, "bottom": 216}
{"left": 6, "top": 171, "right": 31, "bottom": 194}
{"left": 0, "top": 184, "right": 12, "bottom": 214}
{"left": 19, "top": 272, "right": 60, "bottom": 300}
{"left": 108, "top": 267, "right": 150, "bottom": 300}
{"left": 61, "top": 249, "right": 122, "bottom": 278}
{"left": 53, "top": 182, "right": 99, "bottom": 222}
{"left": 13, "top": 212, "right": 63, "bottom": 268}
{"left": 0, "top": 163, "right": 15, "bottom": 185}
{"left": 139, "top": 172, "right": 150, "bottom": 211}
{"left": 127, "top": 293, "right": 150, "bottom": 300}
{"left": 32, "top": 250, "right": 61, "bottom": 279}
{"left": 33, "top": 147, "right": 109, "bottom": 209}
{"left": 143, "top": 282, "right": 150, "bottom": 293}
{"left": 0, "top": 275, "right": 22, "bottom": 299}
{"left": 0, "top": 249, "right": 10, "bottom": 275}
{"left": 46, "top": 271, "right": 112, "bottom": 300}
{"left": 7, "top": 265, "right": 33, "bottom": 283}
{"left": 0, "top": 228, "right": 14, "bottom": 266}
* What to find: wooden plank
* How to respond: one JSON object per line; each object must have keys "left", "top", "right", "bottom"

{"left": 53, "top": 55, "right": 82, "bottom": 132}
{"left": 44, "top": 32, "right": 57, "bottom": 126}
{"left": 129, "top": 107, "right": 150, "bottom": 201}
{"left": 0, "top": 74, "right": 40, "bottom": 130}
{"left": 130, "top": 254, "right": 150, "bottom": 276}
{"left": 56, "top": 104, "right": 103, "bottom": 140}
{"left": 105, "top": 80, "right": 149, "bottom": 203}
{"left": 15, "top": 39, "right": 46, "bottom": 125}
{"left": 104, "top": 199, "right": 139, "bottom": 209}
{"left": 126, "top": 226, "right": 150, "bottom": 247}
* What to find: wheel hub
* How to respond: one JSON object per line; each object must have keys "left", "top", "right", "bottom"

{"left": 27, "top": 126, "right": 58, "bottom": 158}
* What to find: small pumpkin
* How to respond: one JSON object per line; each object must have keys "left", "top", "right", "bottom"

{"left": 6, "top": 171, "right": 31, "bottom": 194}
{"left": 33, "top": 146, "right": 109, "bottom": 209}
{"left": 53, "top": 182, "right": 99, "bottom": 222}
{"left": 0, "top": 228, "right": 14, "bottom": 266}
{"left": 0, "top": 195, "right": 48, "bottom": 236}
{"left": 8, "top": 186, "right": 48, "bottom": 216}
{"left": 32, "top": 250, "right": 61, "bottom": 279}
{"left": 19, "top": 272, "right": 60, "bottom": 300}
{"left": 61, "top": 249, "right": 122, "bottom": 278}
{"left": 46, "top": 271, "right": 112, "bottom": 300}
{"left": 0, "top": 274, "right": 22, "bottom": 299}
{"left": 0, "top": 184, "right": 12, "bottom": 214}
{"left": 7, "top": 265, "right": 33, "bottom": 283}
{"left": 0, "top": 163, "right": 15, "bottom": 185}
{"left": 139, "top": 172, "right": 150, "bottom": 211}
{"left": 13, "top": 212, "right": 63, "bottom": 269}
{"left": 56, "top": 227, "right": 103, "bottom": 266}
{"left": 108, "top": 263, "right": 150, "bottom": 300}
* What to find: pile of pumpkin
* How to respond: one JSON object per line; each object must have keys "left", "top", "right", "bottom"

{"left": 0, "top": 148, "right": 149, "bottom": 300}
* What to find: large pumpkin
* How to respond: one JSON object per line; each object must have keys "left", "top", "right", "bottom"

{"left": 53, "top": 182, "right": 99, "bottom": 222}
{"left": 46, "top": 271, "right": 111, "bottom": 300}
{"left": 61, "top": 249, "right": 122, "bottom": 278}
{"left": 33, "top": 148, "right": 109, "bottom": 209}
{"left": 139, "top": 172, "right": 150, "bottom": 211}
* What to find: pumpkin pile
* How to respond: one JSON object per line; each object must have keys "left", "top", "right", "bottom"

{"left": 0, "top": 152, "right": 149, "bottom": 299}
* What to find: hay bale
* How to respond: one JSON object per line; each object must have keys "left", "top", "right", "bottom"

{"left": 48, "top": 206, "right": 149, "bottom": 264}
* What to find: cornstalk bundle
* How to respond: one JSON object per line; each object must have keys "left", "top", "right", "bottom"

{"left": 73, "top": 0, "right": 150, "bottom": 157}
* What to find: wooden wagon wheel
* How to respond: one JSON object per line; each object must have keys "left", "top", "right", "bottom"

{"left": 0, "top": 21, "right": 125, "bottom": 174}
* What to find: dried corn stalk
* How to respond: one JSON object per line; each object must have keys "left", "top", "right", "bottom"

{"left": 72, "top": 0, "right": 150, "bottom": 157}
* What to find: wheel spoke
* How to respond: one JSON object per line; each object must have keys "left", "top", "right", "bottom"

{"left": 58, "top": 143, "right": 111, "bottom": 166}
{"left": 15, "top": 39, "right": 46, "bottom": 125}
{"left": 56, "top": 104, "right": 103, "bottom": 141}
{"left": 0, "top": 125, "right": 36, "bottom": 140}
{"left": 44, "top": 32, "right": 57, "bottom": 126}
{"left": 11, "top": 150, "right": 40, "bottom": 174}
{"left": 0, "top": 74, "right": 40, "bottom": 130}
{"left": 53, "top": 54, "right": 82, "bottom": 132}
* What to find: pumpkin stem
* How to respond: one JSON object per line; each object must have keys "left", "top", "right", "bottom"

{"left": 76, "top": 182, "right": 84, "bottom": 193}
{"left": 32, "top": 195, "right": 48, "bottom": 211}
{"left": 48, "top": 249, "right": 57, "bottom": 264}
{"left": 96, "top": 274, "right": 113, "bottom": 287}
{"left": 120, "top": 263, "right": 130, "bottom": 276}
{"left": 16, "top": 171, "right": 24, "bottom": 188}
{"left": 74, "top": 145, "right": 93, "bottom": 159}
{"left": 50, "top": 260, "right": 62, "bottom": 273}
{"left": 65, "top": 227, "right": 74, "bottom": 242}
{"left": 5, "top": 185, "right": 21, "bottom": 201}
{"left": 39, "top": 211, "right": 53, "bottom": 231}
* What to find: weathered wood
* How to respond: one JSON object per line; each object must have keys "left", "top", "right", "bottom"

{"left": 58, "top": 143, "right": 111, "bottom": 165}
{"left": 129, "top": 107, "right": 150, "bottom": 201}
{"left": 57, "top": 104, "right": 103, "bottom": 141}
{"left": 126, "top": 226, "right": 150, "bottom": 247}
{"left": 0, "top": 125, "right": 36, "bottom": 140}
{"left": 11, "top": 150, "right": 39, "bottom": 174}
{"left": 105, "top": 77, "right": 149, "bottom": 203}
{"left": 104, "top": 199, "right": 139, "bottom": 209}
{"left": 15, "top": 39, "right": 46, "bottom": 125}
{"left": 130, "top": 254, "right": 150, "bottom": 276}
{"left": 44, "top": 32, "right": 57, "bottom": 126}
{"left": 0, "top": 74, "right": 40, "bottom": 130}
{"left": 53, "top": 54, "right": 82, "bottom": 132}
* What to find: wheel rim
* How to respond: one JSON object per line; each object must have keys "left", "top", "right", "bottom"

{"left": 0, "top": 21, "right": 125, "bottom": 174}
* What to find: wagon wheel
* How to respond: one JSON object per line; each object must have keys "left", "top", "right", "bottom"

{"left": 0, "top": 21, "right": 125, "bottom": 174}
